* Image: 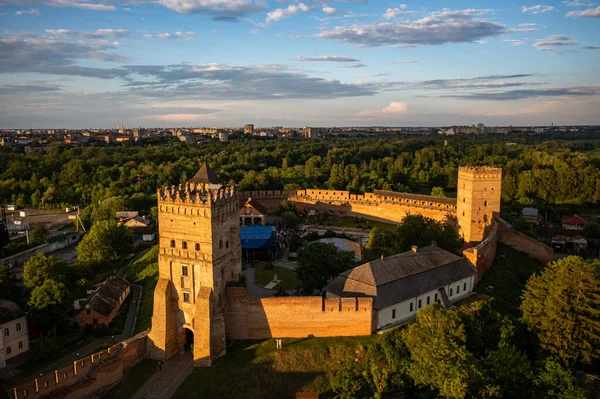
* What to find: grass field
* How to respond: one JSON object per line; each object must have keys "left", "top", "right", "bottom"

{"left": 254, "top": 265, "right": 301, "bottom": 290}
{"left": 105, "top": 358, "right": 159, "bottom": 399}
{"left": 475, "top": 243, "right": 545, "bottom": 317}
{"left": 125, "top": 246, "right": 159, "bottom": 334}
{"left": 172, "top": 336, "right": 378, "bottom": 399}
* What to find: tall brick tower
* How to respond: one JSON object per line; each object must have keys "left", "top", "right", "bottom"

{"left": 456, "top": 166, "right": 502, "bottom": 243}
{"left": 148, "top": 164, "right": 241, "bottom": 366}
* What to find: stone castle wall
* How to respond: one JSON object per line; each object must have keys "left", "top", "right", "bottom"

{"left": 12, "top": 332, "right": 147, "bottom": 399}
{"left": 225, "top": 287, "right": 374, "bottom": 340}
{"left": 497, "top": 218, "right": 554, "bottom": 264}
{"left": 462, "top": 221, "right": 499, "bottom": 282}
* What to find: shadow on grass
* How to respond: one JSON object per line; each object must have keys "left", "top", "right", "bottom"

{"left": 173, "top": 336, "right": 377, "bottom": 399}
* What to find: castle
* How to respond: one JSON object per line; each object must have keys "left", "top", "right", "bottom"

{"left": 148, "top": 164, "right": 505, "bottom": 366}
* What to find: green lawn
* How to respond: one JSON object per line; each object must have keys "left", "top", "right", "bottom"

{"left": 172, "top": 336, "right": 378, "bottom": 399}
{"left": 320, "top": 216, "right": 397, "bottom": 231}
{"left": 104, "top": 358, "right": 159, "bottom": 399}
{"left": 475, "top": 243, "right": 545, "bottom": 317}
{"left": 254, "top": 265, "right": 301, "bottom": 290}
{"left": 125, "top": 245, "right": 159, "bottom": 334}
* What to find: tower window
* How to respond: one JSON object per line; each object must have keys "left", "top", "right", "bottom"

{"left": 182, "top": 241, "right": 187, "bottom": 250}
{"left": 183, "top": 292, "right": 190, "bottom": 303}
{"left": 463, "top": 198, "right": 465, "bottom": 203}
{"left": 170, "top": 240, "right": 175, "bottom": 248}
{"left": 219, "top": 240, "right": 223, "bottom": 249}
{"left": 226, "top": 240, "right": 229, "bottom": 249}
{"left": 182, "top": 265, "right": 188, "bottom": 276}
{"left": 484, "top": 201, "right": 487, "bottom": 207}
{"left": 195, "top": 243, "right": 200, "bottom": 251}
{"left": 462, "top": 212, "right": 465, "bottom": 216}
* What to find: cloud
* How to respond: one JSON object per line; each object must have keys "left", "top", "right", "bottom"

{"left": 385, "top": 74, "right": 544, "bottom": 92}
{"left": 0, "top": 32, "right": 128, "bottom": 79}
{"left": 563, "top": 0, "right": 594, "bottom": 7}
{"left": 357, "top": 101, "right": 408, "bottom": 118}
{"left": 266, "top": 3, "right": 312, "bottom": 23}
{"left": 521, "top": 5, "right": 554, "bottom": 14}
{"left": 156, "top": 0, "right": 265, "bottom": 16}
{"left": 143, "top": 31, "right": 196, "bottom": 40}
{"left": 322, "top": 6, "right": 336, "bottom": 15}
{"left": 383, "top": 4, "right": 407, "bottom": 19}
{"left": 15, "top": 7, "right": 40, "bottom": 15}
{"left": 296, "top": 55, "right": 359, "bottom": 62}
{"left": 37, "top": 0, "right": 117, "bottom": 11}
{"left": 392, "top": 60, "right": 418, "bottom": 64}
{"left": 583, "top": 45, "right": 600, "bottom": 49}
{"left": 0, "top": 81, "right": 62, "bottom": 94}
{"left": 343, "top": 62, "right": 366, "bottom": 68}
{"left": 532, "top": 35, "right": 578, "bottom": 51}
{"left": 566, "top": 5, "right": 600, "bottom": 17}
{"left": 440, "top": 86, "right": 600, "bottom": 100}
{"left": 355, "top": 73, "right": 389, "bottom": 78}
{"left": 139, "top": 112, "right": 219, "bottom": 122}
{"left": 316, "top": 8, "right": 506, "bottom": 46}
{"left": 46, "top": 29, "right": 129, "bottom": 38}
{"left": 504, "top": 39, "right": 526, "bottom": 46}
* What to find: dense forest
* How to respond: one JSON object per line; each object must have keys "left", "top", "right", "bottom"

{"left": 1, "top": 132, "right": 600, "bottom": 218}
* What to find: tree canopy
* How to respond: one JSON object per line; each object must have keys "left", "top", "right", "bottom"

{"left": 23, "top": 253, "right": 67, "bottom": 289}
{"left": 77, "top": 220, "right": 133, "bottom": 266}
{"left": 365, "top": 214, "right": 462, "bottom": 259}
{"left": 521, "top": 256, "right": 600, "bottom": 366}
{"left": 296, "top": 242, "right": 355, "bottom": 294}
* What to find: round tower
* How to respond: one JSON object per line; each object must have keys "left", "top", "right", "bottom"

{"left": 456, "top": 166, "right": 502, "bottom": 243}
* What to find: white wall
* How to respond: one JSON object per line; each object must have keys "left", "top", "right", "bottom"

{"left": 377, "top": 275, "right": 475, "bottom": 329}
{"left": 0, "top": 316, "right": 29, "bottom": 367}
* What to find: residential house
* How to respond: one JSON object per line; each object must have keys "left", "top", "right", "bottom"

{"left": 0, "top": 300, "right": 29, "bottom": 367}
{"left": 73, "top": 277, "right": 130, "bottom": 328}
{"left": 562, "top": 214, "right": 588, "bottom": 231}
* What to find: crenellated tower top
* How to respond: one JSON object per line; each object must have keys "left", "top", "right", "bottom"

{"left": 458, "top": 166, "right": 502, "bottom": 180}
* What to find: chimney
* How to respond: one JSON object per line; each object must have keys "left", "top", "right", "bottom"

{"left": 411, "top": 245, "right": 418, "bottom": 253}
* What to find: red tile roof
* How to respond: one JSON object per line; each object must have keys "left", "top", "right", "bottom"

{"left": 562, "top": 214, "right": 588, "bottom": 226}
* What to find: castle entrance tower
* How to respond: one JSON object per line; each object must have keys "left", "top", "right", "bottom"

{"left": 457, "top": 166, "right": 502, "bottom": 243}
{"left": 148, "top": 164, "right": 242, "bottom": 366}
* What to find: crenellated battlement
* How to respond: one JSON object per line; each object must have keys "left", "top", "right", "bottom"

{"left": 157, "top": 182, "right": 236, "bottom": 207}
{"left": 458, "top": 166, "right": 502, "bottom": 179}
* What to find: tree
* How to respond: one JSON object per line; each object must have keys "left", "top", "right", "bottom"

{"left": 431, "top": 186, "right": 447, "bottom": 197}
{"left": 29, "top": 224, "right": 49, "bottom": 245}
{"left": 23, "top": 253, "right": 67, "bottom": 289}
{"left": 0, "top": 221, "right": 9, "bottom": 256}
{"left": 28, "top": 279, "right": 70, "bottom": 336}
{"left": 363, "top": 329, "right": 411, "bottom": 397}
{"left": 330, "top": 358, "right": 365, "bottom": 399}
{"left": 0, "top": 263, "right": 21, "bottom": 302}
{"left": 77, "top": 220, "right": 133, "bottom": 266}
{"left": 521, "top": 256, "right": 600, "bottom": 366}
{"left": 533, "top": 359, "right": 589, "bottom": 399}
{"left": 402, "top": 304, "right": 481, "bottom": 399}
{"left": 91, "top": 196, "right": 126, "bottom": 222}
{"left": 296, "top": 243, "right": 354, "bottom": 294}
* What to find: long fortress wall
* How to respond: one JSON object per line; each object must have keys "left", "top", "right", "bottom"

{"left": 225, "top": 287, "right": 375, "bottom": 340}
{"left": 238, "top": 189, "right": 457, "bottom": 223}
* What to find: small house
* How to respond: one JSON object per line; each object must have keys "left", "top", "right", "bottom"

{"left": 73, "top": 277, "right": 130, "bottom": 328}
{"left": 562, "top": 214, "right": 588, "bottom": 231}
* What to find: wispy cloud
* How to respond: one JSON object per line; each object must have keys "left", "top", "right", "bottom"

{"left": 265, "top": 3, "right": 312, "bottom": 23}
{"left": 504, "top": 39, "right": 526, "bottom": 46}
{"left": 143, "top": 31, "right": 196, "bottom": 40}
{"left": 521, "top": 5, "right": 555, "bottom": 14}
{"left": 392, "top": 60, "right": 418, "bottom": 64}
{"left": 383, "top": 4, "right": 407, "bottom": 19}
{"left": 440, "top": 86, "right": 600, "bottom": 100}
{"left": 566, "top": 5, "right": 600, "bottom": 17}
{"left": 15, "top": 8, "right": 40, "bottom": 15}
{"left": 583, "top": 45, "right": 600, "bottom": 49}
{"left": 46, "top": 29, "right": 129, "bottom": 38}
{"left": 296, "top": 55, "right": 359, "bottom": 62}
{"left": 317, "top": 9, "right": 506, "bottom": 47}
{"left": 532, "top": 35, "right": 578, "bottom": 51}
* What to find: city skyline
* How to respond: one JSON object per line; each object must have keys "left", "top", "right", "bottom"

{"left": 1, "top": 0, "right": 599, "bottom": 128}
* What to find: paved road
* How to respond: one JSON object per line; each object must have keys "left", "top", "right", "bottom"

{"left": 244, "top": 266, "right": 276, "bottom": 298}
{"left": 132, "top": 352, "right": 194, "bottom": 399}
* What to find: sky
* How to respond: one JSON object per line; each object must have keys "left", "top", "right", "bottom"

{"left": 0, "top": 0, "right": 599, "bottom": 128}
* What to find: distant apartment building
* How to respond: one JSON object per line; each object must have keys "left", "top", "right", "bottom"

{"left": 0, "top": 300, "right": 29, "bottom": 367}
{"left": 0, "top": 138, "right": 12, "bottom": 149}
{"left": 219, "top": 132, "right": 229, "bottom": 142}
{"left": 244, "top": 124, "right": 254, "bottom": 135}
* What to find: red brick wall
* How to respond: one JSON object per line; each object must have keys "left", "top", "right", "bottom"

{"left": 497, "top": 218, "right": 554, "bottom": 264}
{"left": 463, "top": 221, "right": 498, "bottom": 282}
{"left": 225, "top": 287, "right": 374, "bottom": 340}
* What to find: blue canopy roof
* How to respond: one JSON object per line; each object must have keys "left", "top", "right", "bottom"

{"left": 240, "top": 225, "right": 277, "bottom": 249}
